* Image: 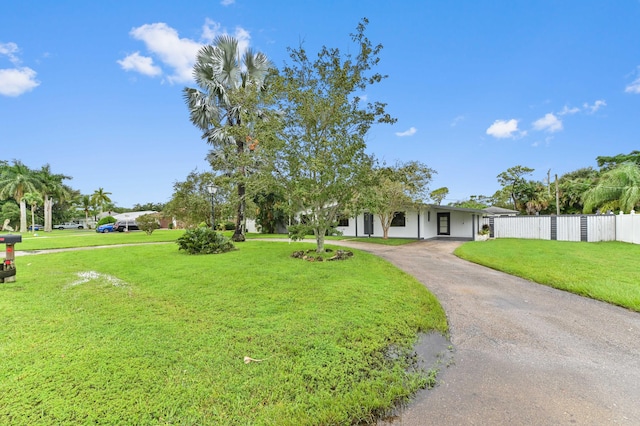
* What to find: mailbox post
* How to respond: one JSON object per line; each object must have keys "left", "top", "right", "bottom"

{"left": 0, "top": 234, "right": 22, "bottom": 283}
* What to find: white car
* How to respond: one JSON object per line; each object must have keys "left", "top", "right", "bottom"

{"left": 54, "top": 222, "right": 84, "bottom": 230}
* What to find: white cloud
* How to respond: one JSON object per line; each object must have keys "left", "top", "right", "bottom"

{"left": 625, "top": 67, "right": 640, "bottom": 94}
{"left": 117, "top": 52, "right": 162, "bottom": 77}
{"left": 0, "top": 42, "right": 20, "bottom": 64}
{"left": 583, "top": 99, "right": 606, "bottom": 114}
{"left": 0, "top": 67, "right": 40, "bottom": 96}
{"left": 533, "top": 113, "right": 563, "bottom": 133}
{"left": 127, "top": 22, "right": 202, "bottom": 84}
{"left": 450, "top": 115, "right": 465, "bottom": 127}
{"left": 395, "top": 127, "right": 417, "bottom": 137}
{"left": 0, "top": 42, "right": 40, "bottom": 97}
{"left": 201, "top": 18, "right": 221, "bottom": 43}
{"left": 626, "top": 78, "right": 640, "bottom": 94}
{"left": 221, "top": 0, "right": 235, "bottom": 5}
{"left": 120, "top": 20, "right": 252, "bottom": 84}
{"left": 486, "top": 119, "right": 523, "bottom": 139}
{"left": 558, "top": 105, "right": 580, "bottom": 115}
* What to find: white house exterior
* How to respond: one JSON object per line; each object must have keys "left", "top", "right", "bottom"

{"left": 337, "top": 204, "right": 487, "bottom": 241}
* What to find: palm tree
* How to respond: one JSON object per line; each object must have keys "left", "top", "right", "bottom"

{"left": 36, "top": 164, "right": 71, "bottom": 232}
{"left": 183, "top": 36, "right": 273, "bottom": 242}
{"left": 91, "top": 187, "right": 112, "bottom": 215}
{"left": 583, "top": 162, "right": 640, "bottom": 213}
{"left": 77, "top": 195, "right": 95, "bottom": 226}
{"left": 23, "top": 192, "right": 42, "bottom": 232}
{"left": 0, "top": 160, "right": 41, "bottom": 232}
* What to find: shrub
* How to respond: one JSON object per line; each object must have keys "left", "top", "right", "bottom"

{"left": 137, "top": 214, "right": 161, "bottom": 235}
{"left": 97, "top": 216, "right": 117, "bottom": 226}
{"left": 224, "top": 221, "right": 235, "bottom": 231}
{"left": 176, "top": 227, "right": 235, "bottom": 255}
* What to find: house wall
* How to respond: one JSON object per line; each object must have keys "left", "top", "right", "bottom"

{"left": 337, "top": 211, "right": 421, "bottom": 238}
{"left": 337, "top": 208, "right": 479, "bottom": 240}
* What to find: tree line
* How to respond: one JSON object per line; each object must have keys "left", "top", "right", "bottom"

{"left": 450, "top": 151, "right": 640, "bottom": 215}
{"left": 0, "top": 160, "right": 164, "bottom": 232}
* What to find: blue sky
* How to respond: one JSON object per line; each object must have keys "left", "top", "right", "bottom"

{"left": 1, "top": 0, "right": 639, "bottom": 207}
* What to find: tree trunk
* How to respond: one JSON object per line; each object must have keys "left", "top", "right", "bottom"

{"left": 19, "top": 200, "right": 27, "bottom": 233}
{"left": 232, "top": 137, "right": 246, "bottom": 242}
{"left": 44, "top": 196, "right": 52, "bottom": 232}
{"left": 315, "top": 229, "right": 326, "bottom": 253}
{"left": 232, "top": 181, "right": 246, "bottom": 242}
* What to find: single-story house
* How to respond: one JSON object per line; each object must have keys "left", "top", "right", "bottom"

{"left": 337, "top": 204, "right": 487, "bottom": 241}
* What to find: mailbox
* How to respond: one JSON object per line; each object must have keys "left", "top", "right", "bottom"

{"left": 0, "top": 234, "right": 22, "bottom": 283}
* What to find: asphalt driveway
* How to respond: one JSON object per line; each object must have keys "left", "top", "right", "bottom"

{"left": 334, "top": 239, "right": 640, "bottom": 425}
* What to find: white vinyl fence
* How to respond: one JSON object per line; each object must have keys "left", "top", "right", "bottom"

{"left": 482, "top": 212, "right": 639, "bottom": 244}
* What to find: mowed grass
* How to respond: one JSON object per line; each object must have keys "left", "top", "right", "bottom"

{"left": 1, "top": 240, "right": 447, "bottom": 425}
{"left": 455, "top": 239, "right": 640, "bottom": 312}
{"left": 3, "top": 229, "right": 418, "bottom": 253}
{"left": 2, "top": 229, "right": 181, "bottom": 251}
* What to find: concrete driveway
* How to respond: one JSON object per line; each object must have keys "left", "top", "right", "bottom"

{"left": 334, "top": 240, "right": 640, "bottom": 425}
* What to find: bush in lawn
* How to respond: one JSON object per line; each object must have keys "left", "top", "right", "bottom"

{"left": 224, "top": 221, "right": 235, "bottom": 231}
{"left": 137, "top": 213, "right": 161, "bottom": 235}
{"left": 97, "top": 216, "right": 117, "bottom": 226}
{"left": 176, "top": 227, "right": 235, "bottom": 254}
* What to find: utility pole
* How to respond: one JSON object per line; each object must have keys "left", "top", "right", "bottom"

{"left": 555, "top": 174, "right": 560, "bottom": 215}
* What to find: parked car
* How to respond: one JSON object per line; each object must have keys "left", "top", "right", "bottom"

{"left": 54, "top": 222, "right": 84, "bottom": 230}
{"left": 96, "top": 223, "right": 115, "bottom": 233}
{"left": 28, "top": 224, "right": 44, "bottom": 231}
{"left": 113, "top": 220, "right": 139, "bottom": 232}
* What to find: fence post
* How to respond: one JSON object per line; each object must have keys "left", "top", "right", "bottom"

{"left": 580, "top": 216, "right": 588, "bottom": 242}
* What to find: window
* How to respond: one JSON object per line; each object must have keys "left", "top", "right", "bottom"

{"left": 337, "top": 216, "right": 349, "bottom": 227}
{"left": 390, "top": 212, "right": 406, "bottom": 227}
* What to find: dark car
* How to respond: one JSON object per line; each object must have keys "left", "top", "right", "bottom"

{"left": 113, "top": 220, "right": 139, "bottom": 232}
{"left": 28, "top": 224, "right": 44, "bottom": 231}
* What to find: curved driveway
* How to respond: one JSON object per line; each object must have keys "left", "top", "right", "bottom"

{"left": 335, "top": 240, "right": 640, "bottom": 425}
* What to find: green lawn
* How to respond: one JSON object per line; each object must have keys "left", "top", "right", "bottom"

{"left": 455, "top": 239, "right": 640, "bottom": 312}
{"left": 1, "top": 239, "right": 447, "bottom": 425}
{"left": 2, "top": 229, "right": 181, "bottom": 251}
{"left": 245, "top": 233, "right": 419, "bottom": 246}
{"left": 0, "top": 229, "right": 420, "bottom": 253}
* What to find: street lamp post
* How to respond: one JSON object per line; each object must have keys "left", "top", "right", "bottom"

{"left": 206, "top": 184, "right": 218, "bottom": 231}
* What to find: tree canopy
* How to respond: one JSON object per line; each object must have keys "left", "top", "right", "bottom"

{"left": 184, "top": 36, "right": 274, "bottom": 241}
{"left": 268, "top": 18, "right": 395, "bottom": 252}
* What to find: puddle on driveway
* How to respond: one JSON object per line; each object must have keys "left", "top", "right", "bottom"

{"left": 377, "top": 332, "right": 454, "bottom": 425}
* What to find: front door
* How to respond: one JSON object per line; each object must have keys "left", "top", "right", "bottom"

{"left": 364, "top": 213, "right": 374, "bottom": 236}
{"left": 437, "top": 212, "right": 450, "bottom": 235}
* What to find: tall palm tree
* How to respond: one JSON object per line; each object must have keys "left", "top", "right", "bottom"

{"left": 91, "top": 187, "right": 112, "bottom": 215}
{"left": 36, "top": 164, "right": 71, "bottom": 232}
{"left": 583, "top": 162, "right": 640, "bottom": 213}
{"left": 183, "top": 36, "right": 273, "bottom": 242}
{"left": 0, "top": 160, "right": 41, "bottom": 232}
{"left": 77, "top": 195, "right": 95, "bottom": 226}
{"left": 23, "top": 192, "right": 42, "bottom": 232}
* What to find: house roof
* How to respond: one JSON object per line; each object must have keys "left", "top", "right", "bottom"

{"left": 483, "top": 206, "right": 520, "bottom": 215}
{"left": 425, "top": 204, "right": 487, "bottom": 214}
